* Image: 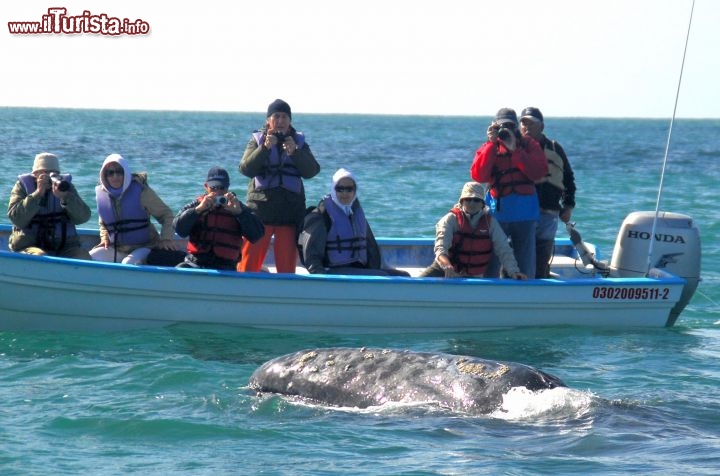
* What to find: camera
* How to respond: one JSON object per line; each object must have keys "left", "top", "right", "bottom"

{"left": 497, "top": 127, "right": 515, "bottom": 142}
{"left": 214, "top": 195, "right": 228, "bottom": 206}
{"left": 272, "top": 132, "right": 286, "bottom": 142}
{"left": 49, "top": 173, "right": 71, "bottom": 192}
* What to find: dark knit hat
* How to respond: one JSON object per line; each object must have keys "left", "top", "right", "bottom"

{"left": 267, "top": 99, "right": 292, "bottom": 118}
{"left": 520, "top": 107, "right": 544, "bottom": 122}
{"left": 494, "top": 107, "right": 518, "bottom": 126}
{"left": 206, "top": 166, "right": 230, "bottom": 188}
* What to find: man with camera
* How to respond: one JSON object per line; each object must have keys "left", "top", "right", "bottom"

{"left": 7, "top": 152, "right": 92, "bottom": 258}
{"left": 173, "top": 166, "right": 264, "bottom": 270}
{"left": 470, "top": 108, "right": 548, "bottom": 279}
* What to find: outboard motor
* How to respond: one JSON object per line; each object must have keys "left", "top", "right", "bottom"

{"left": 611, "top": 211, "right": 701, "bottom": 325}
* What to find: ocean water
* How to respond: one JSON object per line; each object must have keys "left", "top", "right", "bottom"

{"left": 1, "top": 108, "right": 719, "bottom": 475}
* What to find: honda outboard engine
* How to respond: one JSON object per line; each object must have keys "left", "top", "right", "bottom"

{"left": 611, "top": 211, "right": 701, "bottom": 325}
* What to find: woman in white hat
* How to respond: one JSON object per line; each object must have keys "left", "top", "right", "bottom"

{"left": 298, "top": 168, "right": 409, "bottom": 276}
{"left": 90, "top": 153, "right": 177, "bottom": 264}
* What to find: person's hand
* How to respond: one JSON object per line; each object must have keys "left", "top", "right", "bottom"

{"left": 33, "top": 173, "right": 50, "bottom": 198}
{"left": 158, "top": 239, "right": 176, "bottom": 250}
{"left": 510, "top": 272, "right": 527, "bottom": 280}
{"left": 560, "top": 207, "right": 573, "bottom": 223}
{"left": 224, "top": 192, "right": 245, "bottom": 215}
{"left": 263, "top": 131, "right": 279, "bottom": 149}
{"left": 486, "top": 123, "right": 499, "bottom": 142}
{"left": 266, "top": 129, "right": 297, "bottom": 154}
{"left": 283, "top": 136, "right": 298, "bottom": 155}
{"left": 51, "top": 179, "right": 69, "bottom": 200}
{"left": 444, "top": 267, "right": 462, "bottom": 278}
{"left": 96, "top": 238, "right": 110, "bottom": 249}
{"left": 195, "top": 194, "right": 216, "bottom": 213}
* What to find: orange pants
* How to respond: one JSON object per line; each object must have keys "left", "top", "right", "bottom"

{"left": 237, "top": 224, "right": 297, "bottom": 273}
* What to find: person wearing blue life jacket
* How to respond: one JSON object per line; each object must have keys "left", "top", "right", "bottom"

{"left": 238, "top": 99, "right": 320, "bottom": 274}
{"left": 7, "top": 152, "right": 91, "bottom": 259}
{"left": 298, "top": 168, "right": 409, "bottom": 277}
{"left": 90, "top": 154, "right": 177, "bottom": 264}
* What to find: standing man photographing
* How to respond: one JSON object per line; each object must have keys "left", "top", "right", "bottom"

{"left": 471, "top": 108, "right": 547, "bottom": 279}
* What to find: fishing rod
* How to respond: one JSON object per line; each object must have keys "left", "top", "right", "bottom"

{"left": 646, "top": 0, "right": 695, "bottom": 274}
{"left": 565, "top": 221, "right": 609, "bottom": 275}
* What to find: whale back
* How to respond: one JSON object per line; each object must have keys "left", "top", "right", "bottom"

{"left": 249, "top": 347, "right": 566, "bottom": 414}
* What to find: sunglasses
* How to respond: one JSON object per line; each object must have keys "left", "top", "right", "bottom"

{"left": 463, "top": 197, "right": 485, "bottom": 203}
{"left": 498, "top": 122, "right": 516, "bottom": 129}
{"left": 209, "top": 185, "right": 227, "bottom": 191}
{"left": 105, "top": 169, "right": 124, "bottom": 177}
{"left": 335, "top": 186, "right": 355, "bottom": 193}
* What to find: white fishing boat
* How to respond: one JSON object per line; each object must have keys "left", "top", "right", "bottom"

{"left": 0, "top": 211, "right": 701, "bottom": 332}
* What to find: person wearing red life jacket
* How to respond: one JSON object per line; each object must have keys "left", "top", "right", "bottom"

{"left": 173, "top": 167, "right": 264, "bottom": 271}
{"left": 419, "top": 182, "right": 526, "bottom": 280}
{"left": 470, "top": 108, "right": 548, "bottom": 278}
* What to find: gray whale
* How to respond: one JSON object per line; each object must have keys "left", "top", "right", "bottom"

{"left": 249, "top": 347, "right": 566, "bottom": 414}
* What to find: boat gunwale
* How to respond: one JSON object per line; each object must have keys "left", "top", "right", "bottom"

{"left": 0, "top": 248, "right": 685, "bottom": 288}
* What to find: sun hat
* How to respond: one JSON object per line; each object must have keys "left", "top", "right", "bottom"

{"left": 459, "top": 182, "right": 487, "bottom": 201}
{"left": 32, "top": 152, "right": 60, "bottom": 172}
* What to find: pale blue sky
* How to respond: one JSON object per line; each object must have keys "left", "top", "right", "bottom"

{"left": 2, "top": 0, "right": 717, "bottom": 118}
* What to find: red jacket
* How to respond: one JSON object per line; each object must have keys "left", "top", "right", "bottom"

{"left": 470, "top": 137, "right": 548, "bottom": 198}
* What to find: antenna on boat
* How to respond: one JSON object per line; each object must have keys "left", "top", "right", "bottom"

{"left": 647, "top": 0, "right": 696, "bottom": 274}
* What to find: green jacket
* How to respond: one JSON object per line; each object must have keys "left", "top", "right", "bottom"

{"left": 239, "top": 128, "right": 320, "bottom": 226}
{"left": 7, "top": 177, "right": 91, "bottom": 252}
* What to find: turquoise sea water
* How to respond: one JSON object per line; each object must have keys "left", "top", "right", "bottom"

{"left": 1, "top": 108, "right": 719, "bottom": 475}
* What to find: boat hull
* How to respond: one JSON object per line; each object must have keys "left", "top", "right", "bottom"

{"left": 0, "top": 249, "right": 685, "bottom": 332}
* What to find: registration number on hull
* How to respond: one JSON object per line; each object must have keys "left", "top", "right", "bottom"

{"left": 592, "top": 287, "right": 671, "bottom": 300}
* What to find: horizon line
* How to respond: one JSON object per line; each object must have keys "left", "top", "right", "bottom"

{"left": 0, "top": 104, "right": 716, "bottom": 121}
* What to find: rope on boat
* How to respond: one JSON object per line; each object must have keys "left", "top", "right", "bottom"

{"left": 647, "top": 0, "right": 696, "bottom": 274}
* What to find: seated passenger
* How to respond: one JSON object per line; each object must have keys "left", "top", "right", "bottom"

{"left": 173, "top": 166, "right": 265, "bottom": 271}
{"left": 90, "top": 154, "right": 177, "bottom": 264}
{"left": 7, "top": 152, "right": 92, "bottom": 259}
{"left": 298, "top": 168, "right": 409, "bottom": 276}
{"left": 419, "top": 182, "right": 527, "bottom": 280}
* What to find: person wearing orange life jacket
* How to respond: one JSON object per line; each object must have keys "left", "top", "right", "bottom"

{"left": 470, "top": 108, "right": 548, "bottom": 278}
{"left": 7, "top": 152, "right": 91, "bottom": 259}
{"left": 173, "top": 167, "right": 264, "bottom": 271}
{"left": 419, "top": 182, "right": 526, "bottom": 280}
{"left": 519, "top": 107, "right": 577, "bottom": 279}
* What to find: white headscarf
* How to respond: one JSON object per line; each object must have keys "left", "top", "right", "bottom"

{"left": 99, "top": 153, "right": 132, "bottom": 198}
{"left": 330, "top": 167, "right": 357, "bottom": 216}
